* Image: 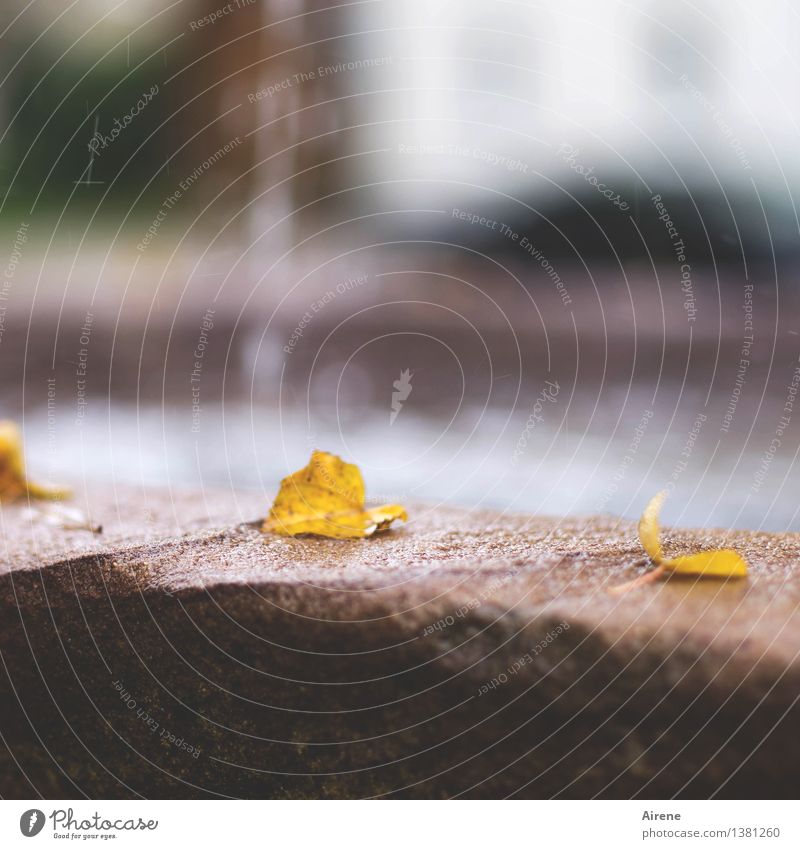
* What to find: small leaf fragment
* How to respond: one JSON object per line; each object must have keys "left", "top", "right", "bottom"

{"left": 664, "top": 550, "right": 748, "bottom": 577}
{"left": 637, "top": 490, "right": 666, "bottom": 562}
{"left": 365, "top": 504, "right": 408, "bottom": 534}
{"left": 263, "top": 450, "right": 407, "bottom": 539}
{"left": 0, "top": 420, "right": 71, "bottom": 503}
{"left": 638, "top": 491, "right": 747, "bottom": 577}
{"left": 613, "top": 491, "right": 748, "bottom": 594}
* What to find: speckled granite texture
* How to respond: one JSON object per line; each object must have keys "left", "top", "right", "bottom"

{"left": 1, "top": 486, "right": 798, "bottom": 798}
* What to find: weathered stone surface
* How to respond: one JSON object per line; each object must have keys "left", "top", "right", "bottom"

{"left": 1, "top": 486, "right": 799, "bottom": 798}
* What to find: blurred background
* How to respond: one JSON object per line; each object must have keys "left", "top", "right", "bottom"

{"left": 1, "top": 0, "right": 799, "bottom": 529}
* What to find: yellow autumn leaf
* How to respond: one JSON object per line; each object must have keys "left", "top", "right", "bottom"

{"left": 638, "top": 490, "right": 747, "bottom": 578}
{"left": 665, "top": 550, "right": 748, "bottom": 577}
{"left": 0, "top": 420, "right": 71, "bottom": 502}
{"left": 263, "top": 450, "right": 407, "bottom": 539}
{"left": 637, "top": 489, "right": 666, "bottom": 562}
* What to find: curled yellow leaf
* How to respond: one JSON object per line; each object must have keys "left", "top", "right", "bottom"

{"left": 263, "top": 450, "right": 407, "bottom": 539}
{"left": 612, "top": 491, "right": 747, "bottom": 594}
{"left": 640, "top": 491, "right": 747, "bottom": 577}
{"left": 664, "top": 550, "right": 747, "bottom": 578}
{"left": 638, "top": 489, "right": 666, "bottom": 563}
{"left": 0, "top": 420, "right": 71, "bottom": 503}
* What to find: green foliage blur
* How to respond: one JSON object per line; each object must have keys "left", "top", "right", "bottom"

{"left": 1, "top": 37, "right": 174, "bottom": 232}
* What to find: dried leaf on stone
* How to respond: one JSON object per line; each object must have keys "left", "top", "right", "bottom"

{"left": 612, "top": 491, "right": 747, "bottom": 594}
{"left": 639, "top": 491, "right": 747, "bottom": 577}
{"left": 0, "top": 420, "right": 71, "bottom": 503}
{"left": 637, "top": 490, "right": 665, "bottom": 563}
{"left": 664, "top": 550, "right": 748, "bottom": 577}
{"left": 263, "top": 450, "right": 407, "bottom": 539}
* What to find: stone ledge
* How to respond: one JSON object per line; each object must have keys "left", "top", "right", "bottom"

{"left": 1, "top": 486, "right": 798, "bottom": 798}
